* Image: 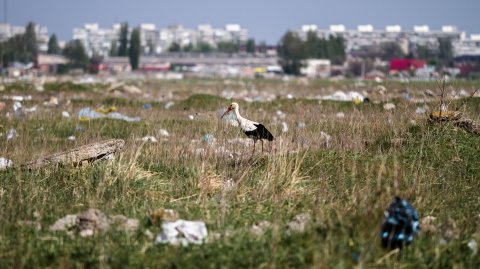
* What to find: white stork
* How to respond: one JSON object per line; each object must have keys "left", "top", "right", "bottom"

{"left": 221, "top": 102, "right": 274, "bottom": 155}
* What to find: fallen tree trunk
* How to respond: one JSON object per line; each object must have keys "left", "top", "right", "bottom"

{"left": 24, "top": 139, "right": 125, "bottom": 170}
{"left": 454, "top": 118, "right": 480, "bottom": 135}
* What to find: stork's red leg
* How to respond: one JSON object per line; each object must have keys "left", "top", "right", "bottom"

{"left": 261, "top": 140, "right": 264, "bottom": 153}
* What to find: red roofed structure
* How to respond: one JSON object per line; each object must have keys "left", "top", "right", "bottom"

{"left": 389, "top": 59, "right": 426, "bottom": 71}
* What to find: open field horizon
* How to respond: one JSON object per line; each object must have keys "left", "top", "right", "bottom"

{"left": 1, "top": 78, "right": 479, "bottom": 268}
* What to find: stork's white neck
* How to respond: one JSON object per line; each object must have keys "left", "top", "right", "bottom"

{"left": 233, "top": 106, "right": 244, "bottom": 125}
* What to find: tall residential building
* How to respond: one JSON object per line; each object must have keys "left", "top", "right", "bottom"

{"left": 0, "top": 23, "right": 49, "bottom": 52}
{"left": 72, "top": 23, "right": 249, "bottom": 56}
{"left": 297, "top": 24, "right": 478, "bottom": 57}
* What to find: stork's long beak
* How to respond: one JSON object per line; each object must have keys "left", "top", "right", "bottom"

{"left": 221, "top": 107, "right": 233, "bottom": 119}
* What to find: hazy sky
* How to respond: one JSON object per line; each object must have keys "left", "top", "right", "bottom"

{"left": 4, "top": 0, "right": 480, "bottom": 43}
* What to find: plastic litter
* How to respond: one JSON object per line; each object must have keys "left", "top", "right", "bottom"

{"left": 320, "top": 131, "right": 332, "bottom": 147}
{"left": 468, "top": 239, "right": 478, "bottom": 255}
{"left": 158, "top": 129, "right": 170, "bottom": 137}
{"left": 62, "top": 111, "right": 70, "bottom": 118}
{"left": 297, "top": 122, "right": 306, "bottom": 129}
{"left": 380, "top": 197, "right": 419, "bottom": 249}
{"left": 141, "top": 136, "right": 158, "bottom": 143}
{"left": 143, "top": 103, "right": 152, "bottom": 109}
{"left": 286, "top": 94, "right": 293, "bottom": 99}
{"left": 250, "top": 221, "right": 272, "bottom": 236}
{"left": 188, "top": 114, "right": 195, "bottom": 120}
{"left": 383, "top": 103, "right": 396, "bottom": 111}
{"left": 67, "top": 136, "right": 76, "bottom": 141}
{"left": 6, "top": 128, "right": 17, "bottom": 140}
{"left": 336, "top": 112, "right": 345, "bottom": 118}
{"left": 78, "top": 107, "right": 141, "bottom": 122}
{"left": 164, "top": 101, "right": 174, "bottom": 110}
{"left": 44, "top": 96, "right": 58, "bottom": 107}
{"left": 281, "top": 122, "right": 288, "bottom": 133}
{"left": 286, "top": 213, "right": 311, "bottom": 233}
{"left": 201, "top": 134, "right": 215, "bottom": 144}
{"left": 155, "top": 220, "right": 208, "bottom": 246}
{"left": 319, "top": 91, "right": 365, "bottom": 102}
{"left": 415, "top": 107, "right": 427, "bottom": 114}
{"left": 24, "top": 106, "right": 37, "bottom": 113}
{"left": 0, "top": 157, "right": 13, "bottom": 170}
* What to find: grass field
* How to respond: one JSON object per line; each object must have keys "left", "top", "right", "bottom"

{"left": 1, "top": 78, "right": 479, "bottom": 268}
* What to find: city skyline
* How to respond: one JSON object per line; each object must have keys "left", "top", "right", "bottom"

{"left": 3, "top": 0, "right": 480, "bottom": 43}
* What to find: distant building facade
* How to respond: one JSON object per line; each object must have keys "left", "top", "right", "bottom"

{"left": 297, "top": 24, "right": 480, "bottom": 57}
{"left": 0, "top": 23, "right": 50, "bottom": 52}
{"left": 72, "top": 23, "right": 249, "bottom": 57}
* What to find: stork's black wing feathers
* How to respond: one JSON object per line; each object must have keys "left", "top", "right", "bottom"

{"left": 244, "top": 124, "right": 274, "bottom": 141}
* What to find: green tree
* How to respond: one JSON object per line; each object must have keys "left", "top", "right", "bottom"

{"left": 438, "top": 37, "right": 453, "bottom": 67}
{"left": 217, "top": 41, "right": 239, "bottom": 54}
{"left": 118, "top": 22, "right": 129, "bottom": 56}
{"left": 183, "top": 43, "right": 194, "bottom": 52}
{"left": 196, "top": 42, "right": 213, "bottom": 53}
{"left": 277, "top": 31, "right": 306, "bottom": 75}
{"left": 47, "top": 34, "right": 60, "bottom": 54}
{"left": 380, "top": 42, "right": 404, "bottom": 61}
{"left": 129, "top": 28, "right": 141, "bottom": 70}
{"left": 168, "top": 42, "right": 181, "bottom": 52}
{"left": 109, "top": 41, "right": 118, "bottom": 57}
{"left": 63, "top": 39, "right": 88, "bottom": 69}
{"left": 246, "top": 38, "right": 256, "bottom": 53}
{"left": 25, "top": 22, "right": 38, "bottom": 62}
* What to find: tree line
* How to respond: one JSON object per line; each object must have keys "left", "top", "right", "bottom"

{"left": 0, "top": 21, "right": 142, "bottom": 72}
{"left": 277, "top": 31, "right": 346, "bottom": 75}
{"left": 167, "top": 38, "right": 258, "bottom": 54}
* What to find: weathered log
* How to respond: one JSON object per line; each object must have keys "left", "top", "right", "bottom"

{"left": 24, "top": 139, "right": 125, "bottom": 169}
{"left": 454, "top": 118, "right": 480, "bottom": 135}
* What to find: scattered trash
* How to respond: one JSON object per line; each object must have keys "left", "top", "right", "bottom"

{"left": 188, "top": 114, "right": 195, "bottom": 120}
{"left": 297, "top": 122, "right": 306, "bottom": 129}
{"left": 281, "top": 122, "right": 288, "bottom": 133}
{"left": 320, "top": 131, "right": 332, "bottom": 147}
{"left": 336, "top": 112, "right": 345, "bottom": 118}
{"left": 383, "top": 103, "right": 396, "bottom": 111}
{"left": 286, "top": 213, "right": 311, "bottom": 233}
{"left": 158, "top": 129, "right": 170, "bottom": 137}
{"left": 276, "top": 110, "right": 286, "bottom": 119}
{"left": 62, "top": 111, "right": 70, "bottom": 118}
{"left": 44, "top": 96, "right": 59, "bottom": 107}
{"left": 149, "top": 209, "right": 179, "bottom": 225}
{"left": 429, "top": 111, "right": 461, "bottom": 122}
{"left": 286, "top": 93, "right": 293, "bottom": 99}
{"left": 78, "top": 107, "right": 141, "bottom": 122}
{"left": 318, "top": 91, "right": 365, "bottom": 102}
{"left": 2, "top": 95, "right": 32, "bottom": 101}
{"left": 6, "top": 128, "right": 17, "bottom": 140}
{"left": 24, "top": 106, "right": 37, "bottom": 113}
{"left": 424, "top": 89, "right": 434, "bottom": 97}
{"left": 67, "top": 136, "right": 76, "bottom": 141}
{"left": 164, "top": 101, "right": 174, "bottom": 110}
{"left": 141, "top": 136, "right": 158, "bottom": 143}
{"left": 468, "top": 239, "right": 478, "bottom": 255}
{"left": 143, "top": 103, "right": 152, "bottom": 109}
{"left": 250, "top": 220, "right": 272, "bottom": 236}
{"left": 13, "top": 101, "right": 22, "bottom": 112}
{"left": 380, "top": 197, "right": 420, "bottom": 249}
{"left": 0, "top": 157, "right": 13, "bottom": 170}
{"left": 415, "top": 107, "right": 427, "bottom": 114}
{"left": 75, "top": 124, "right": 85, "bottom": 132}
{"left": 155, "top": 220, "right": 208, "bottom": 246}
{"left": 201, "top": 134, "right": 215, "bottom": 144}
